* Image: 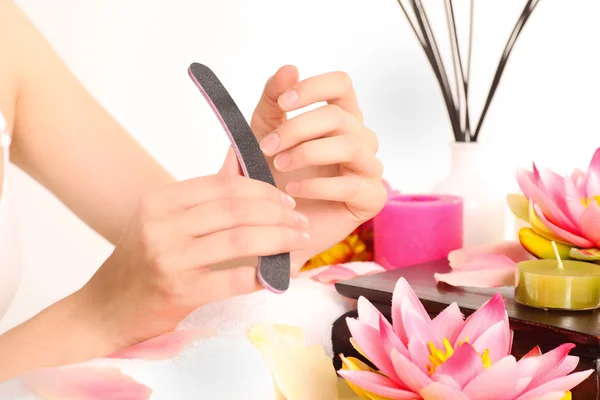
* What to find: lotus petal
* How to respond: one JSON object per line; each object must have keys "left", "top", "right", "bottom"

{"left": 563, "top": 178, "right": 585, "bottom": 222}
{"left": 462, "top": 355, "right": 518, "bottom": 400}
{"left": 524, "top": 344, "right": 575, "bottom": 389}
{"left": 586, "top": 170, "right": 600, "bottom": 200}
{"left": 455, "top": 293, "right": 506, "bottom": 345}
{"left": 569, "top": 247, "right": 600, "bottom": 261}
{"left": 579, "top": 201, "right": 600, "bottom": 247}
{"left": 448, "top": 242, "right": 534, "bottom": 268}
{"left": 25, "top": 367, "right": 152, "bottom": 400}
{"left": 108, "top": 329, "right": 216, "bottom": 360}
{"left": 435, "top": 266, "right": 516, "bottom": 288}
{"left": 472, "top": 320, "right": 511, "bottom": 364}
{"left": 357, "top": 296, "right": 385, "bottom": 329}
{"left": 507, "top": 194, "right": 530, "bottom": 222}
{"left": 431, "top": 303, "right": 464, "bottom": 345}
{"left": 391, "top": 278, "right": 430, "bottom": 343}
{"left": 346, "top": 318, "right": 399, "bottom": 382}
{"left": 522, "top": 346, "right": 542, "bottom": 359}
{"left": 420, "top": 382, "right": 470, "bottom": 400}
{"left": 401, "top": 301, "right": 439, "bottom": 348}
{"left": 516, "top": 370, "right": 593, "bottom": 400}
{"left": 546, "top": 356, "right": 579, "bottom": 382}
{"left": 408, "top": 338, "right": 432, "bottom": 374}
{"left": 432, "top": 343, "right": 484, "bottom": 389}
{"left": 337, "top": 370, "right": 420, "bottom": 399}
{"left": 518, "top": 227, "right": 573, "bottom": 260}
{"left": 536, "top": 167, "right": 567, "bottom": 208}
{"left": 516, "top": 168, "right": 578, "bottom": 233}
{"left": 379, "top": 314, "right": 409, "bottom": 359}
{"left": 390, "top": 348, "right": 432, "bottom": 392}
{"left": 533, "top": 204, "right": 593, "bottom": 248}
{"left": 339, "top": 355, "right": 376, "bottom": 400}
{"left": 527, "top": 393, "right": 570, "bottom": 400}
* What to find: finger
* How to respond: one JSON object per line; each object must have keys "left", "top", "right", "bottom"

{"left": 219, "top": 146, "right": 243, "bottom": 176}
{"left": 272, "top": 136, "right": 383, "bottom": 179}
{"left": 250, "top": 65, "right": 299, "bottom": 138}
{"left": 286, "top": 176, "right": 387, "bottom": 221}
{"left": 277, "top": 71, "right": 363, "bottom": 122}
{"left": 143, "top": 174, "right": 296, "bottom": 214}
{"left": 259, "top": 104, "right": 377, "bottom": 156}
{"left": 197, "top": 266, "right": 263, "bottom": 301}
{"left": 167, "top": 198, "right": 308, "bottom": 238}
{"left": 181, "top": 226, "right": 310, "bottom": 268}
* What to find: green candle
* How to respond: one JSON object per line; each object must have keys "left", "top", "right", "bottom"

{"left": 515, "top": 258, "right": 600, "bottom": 310}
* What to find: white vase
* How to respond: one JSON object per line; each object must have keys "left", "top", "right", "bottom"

{"left": 431, "top": 142, "right": 513, "bottom": 248}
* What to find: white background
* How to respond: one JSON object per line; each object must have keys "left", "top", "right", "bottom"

{"left": 2, "top": 0, "right": 599, "bottom": 331}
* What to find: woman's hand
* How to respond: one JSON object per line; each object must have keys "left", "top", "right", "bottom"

{"left": 80, "top": 149, "right": 308, "bottom": 348}
{"left": 250, "top": 66, "right": 387, "bottom": 271}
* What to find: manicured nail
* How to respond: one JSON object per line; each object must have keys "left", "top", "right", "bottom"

{"left": 286, "top": 181, "right": 301, "bottom": 195}
{"left": 293, "top": 212, "right": 308, "bottom": 228}
{"left": 278, "top": 90, "right": 299, "bottom": 110}
{"left": 259, "top": 132, "right": 280, "bottom": 154}
{"left": 274, "top": 152, "right": 291, "bottom": 170}
{"left": 298, "top": 231, "right": 310, "bottom": 244}
{"left": 281, "top": 192, "right": 296, "bottom": 208}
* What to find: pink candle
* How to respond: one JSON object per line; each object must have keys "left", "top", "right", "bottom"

{"left": 374, "top": 194, "right": 463, "bottom": 270}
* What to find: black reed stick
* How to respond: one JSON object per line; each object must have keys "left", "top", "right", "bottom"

{"left": 444, "top": 0, "right": 471, "bottom": 138}
{"left": 410, "top": 0, "right": 464, "bottom": 141}
{"left": 465, "top": 0, "right": 474, "bottom": 140}
{"left": 395, "top": 0, "right": 463, "bottom": 141}
{"left": 472, "top": 0, "right": 540, "bottom": 141}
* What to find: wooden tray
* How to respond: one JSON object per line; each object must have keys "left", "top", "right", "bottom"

{"left": 332, "top": 258, "right": 600, "bottom": 399}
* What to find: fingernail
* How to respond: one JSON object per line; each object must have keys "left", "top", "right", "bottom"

{"left": 274, "top": 152, "right": 291, "bottom": 170}
{"left": 259, "top": 132, "right": 280, "bottom": 154}
{"left": 278, "top": 90, "right": 298, "bottom": 110}
{"left": 281, "top": 192, "right": 296, "bottom": 208}
{"left": 298, "top": 231, "right": 310, "bottom": 244}
{"left": 293, "top": 212, "right": 308, "bottom": 228}
{"left": 286, "top": 181, "right": 301, "bottom": 195}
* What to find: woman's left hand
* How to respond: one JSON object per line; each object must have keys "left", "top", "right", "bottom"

{"left": 250, "top": 66, "right": 387, "bottom": 273}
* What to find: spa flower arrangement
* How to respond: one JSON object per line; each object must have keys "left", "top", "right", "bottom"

{"left": 339, "top": 278, "right": 591, "bottom": 399}
{"left": 509, "top": 148, "right": 600, "bottom": 262}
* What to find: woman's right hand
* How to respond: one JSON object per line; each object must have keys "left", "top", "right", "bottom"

{"left": 79, "top": 148, "right": 309, "bottom": 350}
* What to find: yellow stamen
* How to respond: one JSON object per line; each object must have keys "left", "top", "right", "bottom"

{"left": 561, "top": 391, "right": 572, "bottom": 400}
{"left": 426, "top": 337, "right": 491, "bottom": 374}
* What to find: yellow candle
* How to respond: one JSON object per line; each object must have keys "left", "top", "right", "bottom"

{"left": 515, "top": 258, "right": 600, "bottom": 310}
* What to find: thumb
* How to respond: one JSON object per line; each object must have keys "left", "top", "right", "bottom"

{"left": 219, "top": 146, "right": 243, "bottom": 176}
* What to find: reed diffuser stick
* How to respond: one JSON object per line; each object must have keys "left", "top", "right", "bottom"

{"left": 411, "top": 0, "right": 464, "bottom": 141}
{"left": 472, "top": 0, "right": 540, "bottom": 141}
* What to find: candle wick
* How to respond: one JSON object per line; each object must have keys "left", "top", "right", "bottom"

{"left": 552, "top": 241, "right": 564, "bottom": 269}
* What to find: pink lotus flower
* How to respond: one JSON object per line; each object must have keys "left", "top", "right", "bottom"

{"left": 338, "top": 278, "right": 592, "bottom": 399}
{"left": 510, "top": 148, "right": 600, "bottom": 261}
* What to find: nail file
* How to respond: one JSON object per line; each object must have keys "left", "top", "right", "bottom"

{"left": 188, "top": 62, "right": 291, "bottom": 294}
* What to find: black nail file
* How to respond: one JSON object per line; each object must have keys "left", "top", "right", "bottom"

{"left": 188, "top": 62, "right": 291, "bottom": 293}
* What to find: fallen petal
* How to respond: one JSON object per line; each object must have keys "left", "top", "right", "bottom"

{"left": 108, "top": 329, "right": 217, "bottom": 360}
{"left": 433, "top": 343, "right": 483, "bottom": 389}
{"left": 420, "top": 382, "right": 470, "bottom": 400}
{"left": 248, "top": 323, "right": 339, "bottom": 400}
{"left": 312, "top": 262, "right": 386, "bottom": 284}
{"left": 434, "top": 266, "right": 516, "bottom": 288}
{"left": 25, "top": 367, "right": 151, "bottom": 400}
{"left": 448, "top": 242, "right": 533, "bottom": 268}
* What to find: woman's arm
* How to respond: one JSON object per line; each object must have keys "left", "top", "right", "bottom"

{"left": 3, "top": 0, "right": 174, "bottom": 244}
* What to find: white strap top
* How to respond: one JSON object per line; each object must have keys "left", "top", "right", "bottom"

{"left": 0, "top": 113, "right": 21, "bottom": 323}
